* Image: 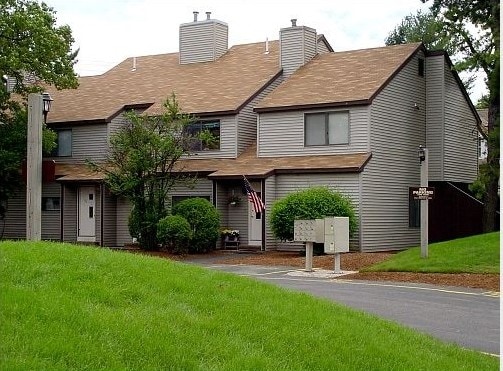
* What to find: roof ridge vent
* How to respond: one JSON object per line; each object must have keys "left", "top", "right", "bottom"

{"left": 206, "top": 11, "right": 211, "bottom": 20}
{"left": 291, "top": 18, "right": 297, "bottom": 27}
{"left": 193, "top": 11, "right": 198, "bottom": 22}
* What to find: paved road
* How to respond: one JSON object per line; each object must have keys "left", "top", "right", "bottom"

{"left": 186, "top": 258, "right": 500, "bottom": 356}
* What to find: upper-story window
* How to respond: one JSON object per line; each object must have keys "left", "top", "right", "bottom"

{"left": 50, "top": 129, "right": 72, "bottom": 157}
{"left": 186, "top": 120, "right": 220, "bottom": 151}
{"left": 305, "top": 111, "right": 349, "bottom": 146}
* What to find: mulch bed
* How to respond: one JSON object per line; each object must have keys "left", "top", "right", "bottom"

{"left": 131, "top": 249, "right": 500, "bottom": 292}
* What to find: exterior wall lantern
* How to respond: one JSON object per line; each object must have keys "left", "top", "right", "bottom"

{"left": 418, "top": 145, "right": 426, "bottom": 163}
{"left": 42, "top": 92, "right": 53, "bottom": 123}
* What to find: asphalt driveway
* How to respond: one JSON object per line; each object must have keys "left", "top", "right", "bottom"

{"left": 184, "top": 256, "right": 500, "bottom": 356}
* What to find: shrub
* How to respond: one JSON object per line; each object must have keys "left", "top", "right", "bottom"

{"left": 128, "top": 206, "right": 164, "bottom": 250}
{"left": 157, "top": 215, "right": 192, "bottom": 254}
{"left": 270, "top": 187, "right": 357, "bottom": 242}
{"left": 172, "top": 198, "right": 220, "bottom": 253}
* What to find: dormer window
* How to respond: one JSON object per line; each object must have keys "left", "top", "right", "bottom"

{"left": 186, "top": 120, "right": 220, "bottom": 151}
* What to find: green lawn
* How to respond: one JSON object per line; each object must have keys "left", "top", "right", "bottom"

{"left": 364, "top": 232, "right": 500, "bottom": 274}
{"left": 0, "top": 241, "right": 498, "bottom": 370}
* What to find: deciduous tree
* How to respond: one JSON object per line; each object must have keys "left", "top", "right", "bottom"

{"left": 0, "top": 0, "right": 78, "bottom": 222}
{"left": 89, "top": 95, "right": 197, "bottom": 250}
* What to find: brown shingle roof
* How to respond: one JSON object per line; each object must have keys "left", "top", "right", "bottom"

{"left": 255, "top": 42, "right": 423, "bottom": 112}
{"left": 177, "top": 142, "right": 371, "bottom": 178}
{"left": 54, "top": 143, "right": 371, "bottom": 181}
{"left": 47, "top": 41, "right": 281, "bottom": 123}
{"left": 55, "top": 163, "right": 104, "bottom": 182}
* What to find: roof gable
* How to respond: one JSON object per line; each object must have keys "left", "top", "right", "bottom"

{"left": 255, "top": 42, "right": 423, "bottom": 112}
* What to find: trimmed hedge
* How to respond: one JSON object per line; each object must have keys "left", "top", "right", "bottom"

{"left": 270, "top": 187, "right": 357, "bottom": 242}
{"left": 172, "top": 198, "right": 220, "bottom": 253}
{"left": 157, "top": 215, "right": 192, "bottom": 254}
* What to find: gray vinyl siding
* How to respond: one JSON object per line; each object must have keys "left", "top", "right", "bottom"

{"left": 280, "top": 26, "right": 317, "bottom": 77}
{"left": 179, "top": 20, "right": 228, "bottom": 64}
{"left": 102, "top": 186, "right": 116, "bottom": 247}
{"left": 425, "top": 55, "right": 445, "bottom": 180}
{"left": 62, "top": 185, "right": 77, "bottom": 242}
{"left": 48, "top": 123, "right": 108, "bottom": 164}
{"left": 272, "top": 173, "right": 361, "bottom": 251}
{"left": 167, "top": 178, "right": 213, "bottom": 210}
{"left": 362, "top": 50, "right": 426, "bottom": 251}
{"left": 2, "top": 191, "right": 26, "bottom": 239}
{"left": 226, "top": 187, "right": 248, "bottom": 244}
{"left": 108, "top": 112, "right": 127, "bottom": 138}
{"left": 95, "top": 186, "right": 101, "bottom": 245}
{"left": 316, "top": 39, "right": 331, "bottom": 54}
{"left": 442, "top": 63, "right": 478, "bottom": 182}
{"left": 264, "top": 175, "right": 277, "bottom": 250}
{"left": 237, "top": 75, "right": 284, "bottom": 155}
{"left": 116, "top": 197, "right": 132, "bottom": 246}
{"left": 258, "top": 106, "right": 370, "bottom": 157}
{"left": 41, "top": 182, "right": 61, "bottom": 240}
{"left": 3, "top": 183, "right": 62, "bottom": 240}
{"left": 216, "top": 182, "right": 228, "bottom": 247}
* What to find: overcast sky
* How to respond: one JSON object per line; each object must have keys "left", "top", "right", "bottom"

{"left": 44, "top": 0, "right": 486, "bottom": 101}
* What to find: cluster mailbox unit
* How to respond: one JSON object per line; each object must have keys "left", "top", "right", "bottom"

{"left": 294, "top": 217, "right": 349, "bottom": 273}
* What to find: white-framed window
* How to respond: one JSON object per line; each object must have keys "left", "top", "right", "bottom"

{"left": 305, "top": 111, "right": 349, "bottom": 146}
{"left": 51, "top": 129, "right": 72, "bottom": 157}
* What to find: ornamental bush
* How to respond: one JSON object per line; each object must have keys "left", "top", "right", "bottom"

{"left": 172, "top": 197, "right": 220, "bottom": 253}
{"left": 157, "top": 215, "right": 192, "bottom": 254}
{"left": 270, "top": 187, "right": 357, "bottom": 242}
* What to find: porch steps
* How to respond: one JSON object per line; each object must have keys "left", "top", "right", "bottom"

{"left": 219, "top": 245, "right": 263, "bottom": 253}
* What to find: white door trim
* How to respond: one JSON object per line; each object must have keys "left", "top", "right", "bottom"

{"left": 77, "top": 186, "right": 96, "bottom": 242}
{"left": 248, "top": 187, "right": 262, "bottom": 246}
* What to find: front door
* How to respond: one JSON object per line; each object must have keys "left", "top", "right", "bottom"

{"left": 248, "top": 189, "right": 262, "bottom": 246}
{"left": 78, "top": 186, "right": 96, "bottom": 242}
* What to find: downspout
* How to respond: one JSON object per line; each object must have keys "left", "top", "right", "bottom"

{"left": 212, "top": 180, "right": 217, "bottom": 207}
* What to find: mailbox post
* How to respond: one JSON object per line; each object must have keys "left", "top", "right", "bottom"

{"left": 324, "top": 217, "right": 349, "bottom": 273}
{"left": 293, "top": 219, "right": 324, "bottom": 272}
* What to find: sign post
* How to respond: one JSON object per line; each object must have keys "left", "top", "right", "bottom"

{"left": 414, "top": 147, "right": 430, "bottom": 258}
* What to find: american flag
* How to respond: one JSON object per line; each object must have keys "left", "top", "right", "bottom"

{"left": 243, "top": 176, "right": 265, "bottom": 213}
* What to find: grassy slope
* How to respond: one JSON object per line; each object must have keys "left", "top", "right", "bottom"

{"left": 0, "top": 241, "right": 498, "bottom": 370}
{"left": 364, "top": 232, "right": 500, "bottom": 273}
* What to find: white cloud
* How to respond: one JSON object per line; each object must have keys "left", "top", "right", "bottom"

{"left": 44, "top": 0, "right": 486, "bottom": 101}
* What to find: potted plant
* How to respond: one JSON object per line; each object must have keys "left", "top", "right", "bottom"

{"left": 221, "top": 229, "right": 240, "bottom": 241}
{"left": 228, "top": 194, "right": 241, "bottom": 206}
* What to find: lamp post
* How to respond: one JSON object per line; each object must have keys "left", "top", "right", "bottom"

{"left": 418, "top": 145, "right": 428, "bottom": 258}
{"left": 26, "top": 92, "right": 52, "bottom": 241}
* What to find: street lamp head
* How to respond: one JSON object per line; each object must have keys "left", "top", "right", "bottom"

{"left": 418, "top": 145, "right": 426, "bottom": 163}
{"left": 42, "top": 92, "right": 53, "bottom": 122}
